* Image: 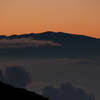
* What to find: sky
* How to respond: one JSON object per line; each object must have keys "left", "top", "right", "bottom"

{"left": 0, "top": 0, "right": 100, "bottom": 38}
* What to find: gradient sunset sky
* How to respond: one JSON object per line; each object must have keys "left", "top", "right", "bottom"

{"left": 0, "top": 0, "right": 100, "bottom": 38}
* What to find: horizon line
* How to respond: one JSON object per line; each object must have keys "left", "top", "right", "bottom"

{"left": 0, "top": 31, "right": 100, "bottom": 39}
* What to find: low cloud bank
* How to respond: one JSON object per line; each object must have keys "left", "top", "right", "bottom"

{"left": 0, "top": 38, "right": 61, "bottom": 48}
{"left": 42, "top": 82, "right": 95, "bottom": 100}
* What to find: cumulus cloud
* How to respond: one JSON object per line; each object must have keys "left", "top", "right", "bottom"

{"left": 42, "top": 82, "right": 95, "bottom": 100}
{"left": 4, "top": 66, "right": 31, "bottom": 88}
{"left": 0, "top": 38, "right": 61, "bottom": 48}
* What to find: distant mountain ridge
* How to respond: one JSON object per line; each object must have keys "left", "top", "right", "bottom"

{"left": 0, "top": 31, "right": 99, "bottom": 59}
{"left": 0, "top": 31, "right": 99, "bottom": 40}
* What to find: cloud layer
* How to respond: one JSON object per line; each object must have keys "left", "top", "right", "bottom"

{"left": 42, "top": 82, "right": 95, "bottom": 100}
{"left": 0, "top": 38, "right": 61, "bottom": 48}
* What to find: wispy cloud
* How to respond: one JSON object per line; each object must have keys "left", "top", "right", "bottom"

{"left": 0, "top": 38, "right": 61, "bottom": 48}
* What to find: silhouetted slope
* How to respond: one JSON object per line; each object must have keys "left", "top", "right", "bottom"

{"left": 0, "top": 81, "right": 49, "bottom": 99}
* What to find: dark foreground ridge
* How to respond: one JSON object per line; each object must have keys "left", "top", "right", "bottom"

{"left": 0, "top": 81, "right": 49, "bottom": 99}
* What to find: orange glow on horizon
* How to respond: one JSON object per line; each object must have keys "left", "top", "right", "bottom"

{"left": 0, "top": 0, "right": 100, "bottom": 38}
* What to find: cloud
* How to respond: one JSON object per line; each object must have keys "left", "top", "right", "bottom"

{"left": 42, "top": 82, "right": 95, "bottom": 100}
{"left": 0, "top": 38, "right": 61, "bottom": 48}
{"left": 4, "top": 66, "right": 31, "bottom": 88}
{"left": 57, "top": 58, "right": 96, "bottom": 63}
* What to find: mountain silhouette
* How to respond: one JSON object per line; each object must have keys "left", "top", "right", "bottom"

{"left": 0, "top": 31, "right": 99, "bottom": 59}
{"left": 0, "top": 81, "right": 49, "bottom": 99}
{"left": 0, "top": 31, "right": 99, "bottom": 40}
